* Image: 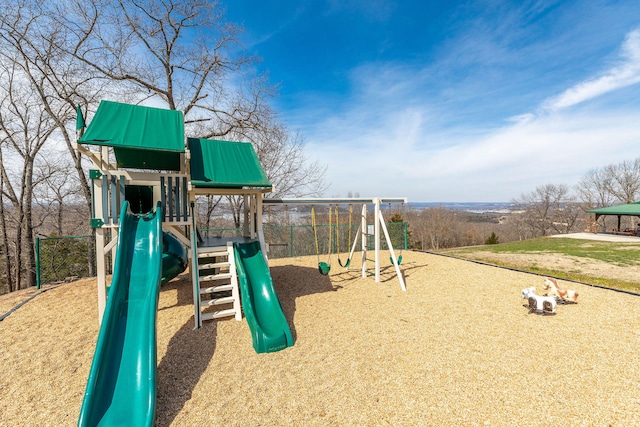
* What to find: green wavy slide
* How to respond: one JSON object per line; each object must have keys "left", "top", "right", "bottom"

{"left": 234, "top": 241, "right": 293, "bottom": 353}
{"left": 78, "top": 202, "right": 186, "bottom": 427}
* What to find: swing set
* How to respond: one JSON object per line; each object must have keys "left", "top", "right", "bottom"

{"left": 265, "top": 197, "right": 407, "bottom": 291}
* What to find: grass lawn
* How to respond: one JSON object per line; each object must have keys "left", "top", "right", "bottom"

{"left": 437, "top": 237, "right": 640, "bottom": 293}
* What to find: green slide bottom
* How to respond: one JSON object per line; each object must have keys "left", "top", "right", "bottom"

{"left": 78, "top": 202, "right": 187, "bottom": 427}
{"left": 234, "top": 241, "right": 293, "bottom": 353}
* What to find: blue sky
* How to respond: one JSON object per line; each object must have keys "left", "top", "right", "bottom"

{"left": 225, "top": 0, "right": 640, "bottom": 202}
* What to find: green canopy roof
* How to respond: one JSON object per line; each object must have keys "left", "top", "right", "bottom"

{"left": 188, "top": 138, "right": 271, "bottom": 189}
{"left": 79, "top": 100, "right": 184, "bottom": 170}
{"left": 586, "top": 202, "right": 640, "bottom": 217}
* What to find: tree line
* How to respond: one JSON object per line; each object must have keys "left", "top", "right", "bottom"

{"left": 406, "top": 157, "right": 640, "bottom": 250}
{"left": 0, "top": 0, "right": 325, "bottom": 294}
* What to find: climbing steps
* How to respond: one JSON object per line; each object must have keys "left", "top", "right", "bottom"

{"left": 196, "top": 242, "right": 242, "bottom": 324}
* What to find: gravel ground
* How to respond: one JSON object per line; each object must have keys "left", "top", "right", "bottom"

{"left": 1, "top": 250, "right": 639, "bottom": 426}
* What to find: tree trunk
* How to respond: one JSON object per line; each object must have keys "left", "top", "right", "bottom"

{"left": 0, "top": 175, "right": 13, "bottom": 293}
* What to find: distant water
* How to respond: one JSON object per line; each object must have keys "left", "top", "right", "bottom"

{"left": 406, "top": 202, "right": 515, "bottom": 213}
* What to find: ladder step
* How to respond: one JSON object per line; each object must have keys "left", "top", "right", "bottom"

{"left": 201, "top": 308, "right": 237, "bottom": 321}
{"left": 199, "top": 261, "right": 229, "bottom": 270}
{"left": 199, "top": 272, "right": 232, "bottom": 282}
{"left": 197, "top": 248, "right": 228, "bottom": 258}
{"left": 201, "top": 296, "right": 235, "bottom": 307}
{"left": 200, "top": 283, "right": 233, "bottom": 294}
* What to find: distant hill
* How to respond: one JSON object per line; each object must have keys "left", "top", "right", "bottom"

{"left": 407, "top": 202, "right": 515, "bottom": 213}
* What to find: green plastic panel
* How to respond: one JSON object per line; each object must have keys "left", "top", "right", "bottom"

{"left": 234, "top": 241, "right": 293, "bottom": 353}
{"left": 90, "top": 218, "right": 104, "bottom": 229}
{"left": 79, "top": 100, "right": 184, "bottom": 170}
{"left": 189, "top": 138, "right": 271, "bottom": 188}
{"left": 78, "top": 201, "right": 187, "bottom": 426}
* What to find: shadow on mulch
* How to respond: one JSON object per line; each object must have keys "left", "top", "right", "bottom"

{"left": 158, "top": 275, "right": 193, "bottom": 311}
{"left": 156, "top": 275, "right": 216, "bottom": 426}
{"left": 378, "top": 260, "right": 429, "bottom": 286}
{"left": 154, "top": 263, "right": 357, "bottom": 424}
{"left": 156, "top": 317, "right": 217, "bottom": 427}
{"left": 270, "top": 264, "right": 335, "bottom": 343}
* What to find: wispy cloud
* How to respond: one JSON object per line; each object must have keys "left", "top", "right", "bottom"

{"left": 543, "top": 28, "right": 640, "bottom": 111}
{"left": 298, "top": 26, "right": 640, "bottom": 201}
{"left": 243, "top": 6, "right": 306, "bottom": 49}
{"left": 306, "top": 106, "right": 640, "bottom": 201}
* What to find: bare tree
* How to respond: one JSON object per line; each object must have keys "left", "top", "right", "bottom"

{"left": 195, "top": 195, "right": 223, "bottom": 232}
{"left": 577, "top": 167, "right": 616, "bottom": 208}
{"left": 246, "top": 120, "right": 327, "bottom": 198}
{"left": 0, "top": 172, "right": 13, "bottom": 294}
{"left": 1, "top": 0, "right": 107, "bottom": 287}
{"left": 64, "top": 0, "right": 326, "bottom": 227}
{"left": 603, "top": 159, "right": 640, "bottom": 204}
{"left": 33, "top": 156, "right": 85, "bottom": 236}
{"left": 0, "top": 55, "right": 59, "bottom": 290}
{"left": 1, "top": 0, "right": 102, "bottom": 209}
{"left": 513, "top": 183, "right": 582, "bottom": 237}
{"left": 578, "top": 158, "right": 640, "bottom": 207}
{"left": 65, "top": 0, "right": 273, "bottom": 137}
{"left": 408, "top": 207, "right": 457, "bottom": 250}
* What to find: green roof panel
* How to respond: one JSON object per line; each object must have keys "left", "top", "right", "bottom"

{"left": 188, "top": 138, "right": 271, "bottom": 189}
{"left": 79, "top": 100, "right": 184, "bottom": 170}
{"left": 586, "top": 202, "right": 640, "bottom": 216}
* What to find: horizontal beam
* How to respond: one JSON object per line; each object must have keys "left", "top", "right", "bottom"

{"left": 192, "top": 187, "right": 272, "bottom": 196}
{"left": 262, "top": 197, "right": 408, "bottom": 205}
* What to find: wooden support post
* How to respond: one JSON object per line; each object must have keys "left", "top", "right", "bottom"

{"left": 374, "top": 198, "right": 381, "bottom": 283}
{"left": 110, "top": 175, "right": 117, "bottom": 224}
{"left": 243, "top": 194, "right": 250, "bottom": 238}
{"left": 378, "top": 209, "right": 407, "bottom": 291}
{"left": 92, "top": 168, "right": 108, "bottom": 324}
{"left": 168, "top": 176, "right": 174, "bottom": 221}
{"left": 256, "top": 195, "right": 267, "bottom": 263}
{"left": 190, "top": 202, "right": 201, "bottom": 329}
{"left": 361, "top": 203, "right": 367, "bottom": 279}
{"left": 160, "top": 177, "right": 166, "bottom": 221}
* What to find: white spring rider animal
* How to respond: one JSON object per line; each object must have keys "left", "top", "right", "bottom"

{"left": 543, "top": 277, "right": 579, "bottom": 303}
{"left": 522, "top": 287, "right": 556, "bottom": 315}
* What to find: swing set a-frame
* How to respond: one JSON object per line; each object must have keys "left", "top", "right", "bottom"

{"left": 263, "top": 197, "right": 407, "bottom": 291}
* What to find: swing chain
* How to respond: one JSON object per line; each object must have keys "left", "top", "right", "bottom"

{"left": 312, "top": 206, "right": 320, "bottom": 263}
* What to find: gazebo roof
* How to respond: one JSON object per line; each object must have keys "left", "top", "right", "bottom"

{"left": 586, "top": 202, "right": 640, "bottom": 217}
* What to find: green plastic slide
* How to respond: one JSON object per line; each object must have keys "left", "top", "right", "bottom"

{"left": 234, "top": 241, "right": 293, "bottom": 353}
{"left": 78, "top": 202, "right": 186, "bottom": 427}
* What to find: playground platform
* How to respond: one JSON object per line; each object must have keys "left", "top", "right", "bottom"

{"left": 198, "top": 235, "right": 255, "bottom": 248}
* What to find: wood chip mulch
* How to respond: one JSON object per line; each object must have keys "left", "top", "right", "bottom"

{"left": 1, "top": 251, "right": 639, "bottom": 426}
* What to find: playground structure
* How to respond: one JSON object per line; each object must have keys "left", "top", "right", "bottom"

{"left": 263, "top": 198, "right": 408, "bottom": 291}
{"left": 74, "top": 100, "right": 289, "bottom": 426}
{"left": 73, "top": 100, "right": 408, "bottom": 426}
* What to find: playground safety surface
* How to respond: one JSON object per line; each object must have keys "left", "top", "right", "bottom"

{"left": 1, "top": 251, "right": 639, "bottom": 426}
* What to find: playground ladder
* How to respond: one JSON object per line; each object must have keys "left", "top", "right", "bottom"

{"left": 195, "top": 242, "right": 242, "bottom": 325}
